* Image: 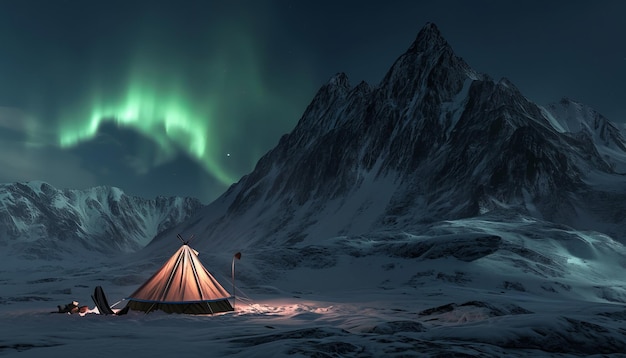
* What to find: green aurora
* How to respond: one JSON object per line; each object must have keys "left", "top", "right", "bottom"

{"left": 57, "top": 69, "right": 234, "bottom": 185}
{"left": 51, "top": 18, "right": 313, "bottom": 191}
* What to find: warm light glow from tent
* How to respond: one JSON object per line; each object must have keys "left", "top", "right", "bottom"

{"left": 232, "top": 299, "right": 335, "bottom": 318}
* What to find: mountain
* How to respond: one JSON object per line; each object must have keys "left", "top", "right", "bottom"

{"left": 0, "top": 181, "right": 204, "bottom": 258}
{"left": 544, "top": 97, "right": 626, "bottom": 172}
{"left": 149, "top": 22, "right": 626, "bottom": 254}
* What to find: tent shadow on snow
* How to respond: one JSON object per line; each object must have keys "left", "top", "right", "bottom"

{"left": 100, "top": 239, "right": 235, "bottom": 315}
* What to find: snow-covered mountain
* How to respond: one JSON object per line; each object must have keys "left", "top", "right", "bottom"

{"left": 0, "top": 181, "right": 203, "bottom": 258}
{"left": 544, "top": 97, "right": 626, "bottom": 172}
{"left": 150, "top": 22, "right": 626, "bottom": 254}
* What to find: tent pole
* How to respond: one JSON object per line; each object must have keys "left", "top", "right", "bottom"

{"left": 231, "top": 252, "right": 241, "bottom": 311}
{"left": 110, "top": 298, "right": 125, "bottom": 308}
{"left": 232, "top": 257, "right": 236, "bottom": 311}
{"left": 146, "top": 302, "right": 157, "bottom": 314}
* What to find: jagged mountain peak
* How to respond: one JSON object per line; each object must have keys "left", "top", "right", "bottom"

{"left": 151, "top": 22, "right": 626, "bottom": 254}
{"left": 379, "top": 23, "right": 480, "bottom": 106}
{"left": 327, "top": 72, "right": 351, "bottom": 88}
{"left": 496, "top": 77, "right": 520, "bottom": 91}
{"left": 545, "top": 97, "right": 625, "bottom": 138}
{"left": 301, "top": 73, "right": 353, "bottom": 115}
{"left": 408, "top": 22, "right": 447, "bottom": 53}
{"left": 543, "top": 98, "right": 626, "bottom": 170}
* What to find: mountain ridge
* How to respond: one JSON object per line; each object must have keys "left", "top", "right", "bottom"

{"left": 0, "top": 180, "right": 204, "bottom": 258}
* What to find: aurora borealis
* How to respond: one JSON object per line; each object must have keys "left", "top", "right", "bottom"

{"left": 0, "top": 1, "right": 624, "bottom": 202}
{"left": 59, "top": 62, "right": 237, "bottom": 187}
{"left": 54, "top": 14, "right": 310, "bottom": 189}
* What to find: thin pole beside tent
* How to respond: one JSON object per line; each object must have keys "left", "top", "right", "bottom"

{"left": 232, "top": 252, "right": 241, "bottom": 310}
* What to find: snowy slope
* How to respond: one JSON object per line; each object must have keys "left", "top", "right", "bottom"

{"left": 0, "top": 181, "right": 204, "bottom": 257}
{"left": 1, "top": 213, "right": 626, "bottom": 357}
{"left": 543, "top": 98, "right": 626, "bottom": 172}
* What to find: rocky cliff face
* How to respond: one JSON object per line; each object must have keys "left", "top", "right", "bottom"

{"left": 0, "top": 181, "right": 204, "bottom": 258}
{"left": 149, "top": 23, "right": 626, "bottom": 254}
{"left": 544, "top": 97, "right": 626, "bottom": 171}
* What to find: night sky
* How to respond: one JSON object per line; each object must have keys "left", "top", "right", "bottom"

{"left": 0, "top": 0, "right": 624, "bottom": 203}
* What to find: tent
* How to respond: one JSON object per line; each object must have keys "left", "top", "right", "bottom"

{"left": 126, "top": 243, "right": 234, "bottom": 314}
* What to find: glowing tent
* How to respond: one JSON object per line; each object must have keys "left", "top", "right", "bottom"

{"left": 126, "top": 243, "right": 234, "bottom": 314}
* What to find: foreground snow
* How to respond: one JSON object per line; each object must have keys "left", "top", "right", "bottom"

{"left": 1, "top": 215, "right": 626, "bottom": 357}
{"left": 3, "top": 294, "right": 624, "bottom": 357}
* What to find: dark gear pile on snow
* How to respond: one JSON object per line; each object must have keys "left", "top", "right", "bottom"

{"left": 57, "top": 301, "right": 86, "bottom": 314}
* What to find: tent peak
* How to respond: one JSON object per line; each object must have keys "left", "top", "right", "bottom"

{"left": 177, "top": 233, "right": 195, "bottom": 245}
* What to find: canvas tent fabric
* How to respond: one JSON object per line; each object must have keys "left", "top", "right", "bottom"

{"left": 126, "top": 244, "right": 234, "bottom": 314}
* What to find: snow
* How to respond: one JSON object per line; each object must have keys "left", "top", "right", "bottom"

{"left": 540, "top": 106, "right": 567, "bottom": 133}
{"left": 543, "top": 99, "right": 626, "bottom": 172}
{"left": 25, "top": 181, "right": 46, "bottom": 195}
{"left": 0, "top": 182, "right": 203, "bottom": 254}
{"left": 2, "top": 215, "right": 626, "bottom": 357}
{"left": 442, "top": 78, "right": 473, "bottom": 138}
{"left": 302, "top": 171, "right": 397, "bottom": 245}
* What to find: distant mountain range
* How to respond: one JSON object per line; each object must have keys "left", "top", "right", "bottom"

{"left": 0, "top": 181, "right": 203, "bottom": 258}
{"left": 148, "top": 22, "right": 626, "bottom": 254}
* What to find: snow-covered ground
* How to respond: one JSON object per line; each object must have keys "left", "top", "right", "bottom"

{"left": 1, "top": 214, "right": 625, "bottom": 357}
